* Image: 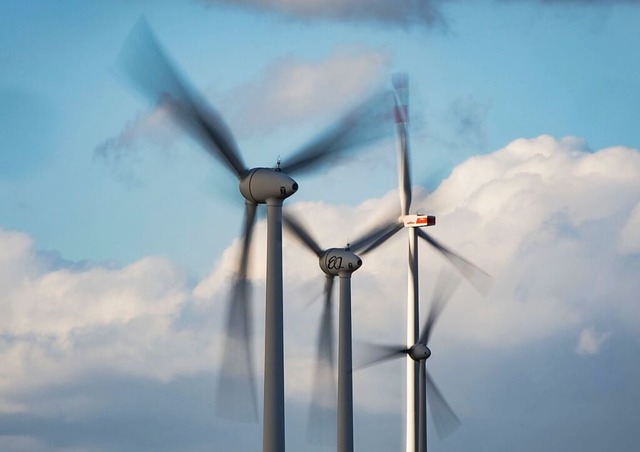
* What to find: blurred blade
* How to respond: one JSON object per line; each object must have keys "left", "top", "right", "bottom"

{"left": 118, "top": 18, "right": 247, "bottom": 178}
{"left": 280, "top": 89, "right": 394, "bottom": 176}
{"left": 215, "top": 203, "right": 258, "bottom": 421}
{"left": 308, "top": 275, "right": 336, "bottom": 444}
{"left": 392, "top": 73, "right": 409, "bottom": 123}
{"left": 283, "top": 211, "right": 324, "bottom": 257}
{"left": 354, "top": 342, "right": 408, "bottom": 371}
{"left": 356, "top": 221, "right": 404, "bottom": 255}
{"left": 392, "top": 74, "right": 412, "bottom": 216}
{"left": 416, "top": 228, "right": 493, "bottom": 296}
{"left": 238, "top": 202, "right": 258, "bottom": 280}
{"left": 215, "top": 278, "right": 257, "bottom": 421}
{"left": 425, "top": 369, "right": 460, "bottom": 439}
{"left": 418, "top": 268, "right": 461, "bottom": 347}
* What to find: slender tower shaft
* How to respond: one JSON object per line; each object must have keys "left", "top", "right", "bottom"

{"left": 406, "top": 228, "right": 420, "bottom": 452}
{"left": 417, "top": 361, "right": 427, "bottom": 452}
{"left": 337, "top": 274, "right": 354, "bottom": 452}
{"left": 263, "top": 199, "right": 286, "bottom": 452}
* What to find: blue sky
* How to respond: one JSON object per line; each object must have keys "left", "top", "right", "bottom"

{"left": 1, "top": 1, "right": 640, "bottom": 451}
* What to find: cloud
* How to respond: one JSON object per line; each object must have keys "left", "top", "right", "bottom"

{"left": 618, "top": 202, "right": 640, "bottom": 254}
{"left": 277, "top": 136, "right": 640, "bottom": 357}
{"left": 93, "top": 106, "right": 180, "bottom": 186}
{"left": 194, "top": 135, "right": 640, "bottom": 410}
{"left": 199, "top": 0, "right": 448, "bottom": 29}
{"left": 4, "top": 135, "right": 640, "bottom": 448}
{"left": 196, "top": 0, "right": 640, "bottom": 29}
{"left": 97, "top": 46, "right": 390, "bottom": 177}
{"left": 0, "top": 228, "right": 223, "bottom": 412}
{"left": 424, "top": 137, "right": 640, "bottom": 346}
{"left": 221, "top": 46, "right": 391, "bottom": 135}
{"left": 576, "top": 327, "right": 610, "bottom": 355}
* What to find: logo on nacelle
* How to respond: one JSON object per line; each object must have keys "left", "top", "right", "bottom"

{"left": 327, "top": 255, "right": 343, "bottom": 270}
{"left": 320, "top": 249, "right": 362, "bottom": 276}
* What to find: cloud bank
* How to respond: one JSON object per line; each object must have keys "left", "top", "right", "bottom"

{"left": 4, "top": 135, "right": 640, "bottom": 449}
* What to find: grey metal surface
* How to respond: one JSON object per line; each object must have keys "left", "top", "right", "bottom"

{"left": 263, "top": 200, "right": 286, "bottom": 452}
{"left": 337, "top": 274, "right": 354, "bottom": 452}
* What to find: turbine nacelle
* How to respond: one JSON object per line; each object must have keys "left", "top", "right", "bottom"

{"left": 239, "top": 168, "right": 298, "bottom": 204}
{"left": 401, "top": 213, "right": 436, "bottom": 228}
{"left": 409, "top": 343, "right": 431, "bottom": 362}
{"left": 319, "top": 248, "right": 362, "bottom": 277}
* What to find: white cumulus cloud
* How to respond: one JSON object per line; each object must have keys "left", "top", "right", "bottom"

{"left": 219, "top": 45, "right": 391, "bottom": 136}
{"left": 4, "top": 134, "right": 640, "bottom": 419}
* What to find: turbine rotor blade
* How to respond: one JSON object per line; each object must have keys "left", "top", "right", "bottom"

{"left": 282, "top": 211, "right": 324, "bottom": 257}
{"left": 425, "top": 369, "right": 460, "bottom": 439}
{"left": 280, "top": 89, "right": 394, "bottom": 176}
{"left": 392, "top": 74, "right": 412, "bottom": 216}
{"left": 216, "top": 278, "right": 258, "bottom": 421}
{"left": 238, "top": 202, "right": 258, "bottom": 280}
{"left": 354, "top": 342, "right": 408, "bottom": 371}
{"left": 349, "top": 220, "right": 403, "bottom": 254}
{"left": 356, "top": 221, "right": 404, "bottom": 255}
{"left": 418, "top": 269, "right": 461, "bottom": 347}
{"left": 416, "top": 228, "right": 493, "bottom": 296}
{"left": 215, "top": 202, "right": 258, "bottom": 421}
{"left": 307, "top": 275, "right": 337, "bottom": 444}
{"left": 118, "top": 18, "right": 248, "bottom": 178}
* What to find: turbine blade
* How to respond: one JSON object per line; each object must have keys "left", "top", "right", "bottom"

{"left": 425, "top": 369, "right": 460, "bottom": 439}
{"left": 280, "top": 89, "right": 394, "bottom": 176}
{"left": 118, "top": 18, "right": 247, "bottom": 178}
{"left": 416, "top": 228, "right": 493, "bottom": 296}
{"left": 392, "top": 74, "right": 412, "bottom": 216}
{"left": 215, "top": 203, "right": 258, "bottom": 421}
{"left": 282, "top": 211, "right": 324, "bottom": 257}
{"left": 418, "top": 268, "right": 461, "bottom": 347}
{"left": 238, "top": 202, "right": 259, "bottom": 280}
{"left": 350, "top": 218, "right": 403, "bottom": 255}
{"left": 307, "top": 275, "right": 337, "bottom": 444}
{"left": 351, "top": 220, "right": 404, "bottom": 255}
{"left": 354, "top": 342, "right": 408, "bottom": 371}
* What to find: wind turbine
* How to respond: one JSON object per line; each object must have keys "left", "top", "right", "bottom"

{"left": 355, "top": 74, "right": 492, "bottom": 452}
{"left": 283, "top": 210, "right": 396, "bottom": 452}
{"left": 117, "top": 19, "right": 393, "bottom": 452}
{"left": 359, "top": 269, "right": 463, "bottom": 452}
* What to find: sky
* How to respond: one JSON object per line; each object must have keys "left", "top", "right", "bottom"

{"left": 1, "top": 0, "right": 640, "bottom": 451}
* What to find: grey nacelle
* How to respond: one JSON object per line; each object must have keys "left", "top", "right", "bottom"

{"left": 239, "top": 168, "right": 298, "bottom": 204}
{"left": 319, "top": 248, "right": 362, "bottom": 276}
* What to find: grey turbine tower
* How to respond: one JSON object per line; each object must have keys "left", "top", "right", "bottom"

{"left": 117, "top": 19, "right": 393, "bottom": 452}
{"left": 283, "top": 211, "right": 395, "bottom": 452}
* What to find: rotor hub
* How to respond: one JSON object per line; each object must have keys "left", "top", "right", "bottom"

{"left": 409, "top": 343, "right": 431, "bottom": 361}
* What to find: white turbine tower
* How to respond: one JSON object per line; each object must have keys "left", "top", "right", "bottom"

{"left": 359, "top": 269, "right": 463, "bottom": 452}
{"left": 355, "top": 74, "right": 492, "bottom": 452}
{"left": 117, "top": 19, "right": 394, "bottom": 452}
